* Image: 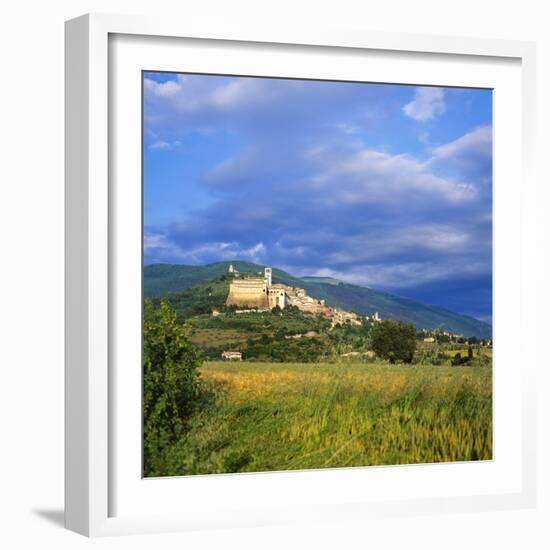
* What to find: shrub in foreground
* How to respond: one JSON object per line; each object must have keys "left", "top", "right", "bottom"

{"left": 143, "top": 299, "right": 203, "bottom": 476}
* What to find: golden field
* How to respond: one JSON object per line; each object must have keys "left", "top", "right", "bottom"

{"left": 157, "top": 361, "right": 493, "bottom": 476}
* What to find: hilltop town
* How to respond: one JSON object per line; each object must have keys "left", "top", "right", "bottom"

{"left": 224, "top": 264, "right": 378, "bottom": 327}
{"left": 144, "top": 262, "right": 492, "bottom": 339}
{"left": 143, "top": 262, "right": 492, "bottom": 364}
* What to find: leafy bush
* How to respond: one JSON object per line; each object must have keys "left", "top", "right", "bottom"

{"left": 143, "top": 299, "right": 203, "bottom": 476}
{"left": 451, "top": 352, "right": 468, "bottom": 366}
{"left": 371, "top": 320, "right": 416, "bottom": 363}
{"left": 413, "top": 347, "right": 449, "bottom": 366}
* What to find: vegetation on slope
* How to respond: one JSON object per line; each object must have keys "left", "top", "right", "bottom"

{"left": 189, "top": 308, "right": 372, "bottom": 363}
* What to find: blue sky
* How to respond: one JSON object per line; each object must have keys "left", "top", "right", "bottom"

{"left": 143, "top": 72, "right": 493, "bottom": 323}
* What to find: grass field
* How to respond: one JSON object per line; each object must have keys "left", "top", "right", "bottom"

{"left": 156, "top": 361, "right": 492, "bottom": 476}
{"left": 441, "top": 346, "right": 493, "bottom": 358}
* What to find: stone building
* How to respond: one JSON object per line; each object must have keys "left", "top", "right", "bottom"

{"left": 328, "top": 308, "right": 362, "bottom": 326}
{"left": 225, "top": 265, "right": 363, "bottom": 327}
{"left": 225, "top": 275, "right": 269, "bottom": 309}
{"left": 285, "top": 288, "right": 325, "bottom": 314}
{"left": 267, "top": 283, "right": 286, "bottom": 309}
{"left": 225, "top": 266, "right": 288, "bottom": 309}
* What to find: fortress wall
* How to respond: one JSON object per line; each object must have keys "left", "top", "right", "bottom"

{"left": 226, "top": 279, "right": 269, "bottom": 308}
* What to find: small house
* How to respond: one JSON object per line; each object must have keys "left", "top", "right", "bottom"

{"left": 221, "top": 351, "right": 242, "bottom": 361}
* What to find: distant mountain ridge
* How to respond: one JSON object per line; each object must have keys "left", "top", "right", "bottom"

{"left": 144, "top": 261, "right": 492, "bottom": 339}
{"left": 300, "top": 276, "right": 342, "bottom": 286}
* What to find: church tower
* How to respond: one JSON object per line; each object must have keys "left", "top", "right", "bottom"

{"left": 264, "top": 267, "right": 272, "bottom": 286}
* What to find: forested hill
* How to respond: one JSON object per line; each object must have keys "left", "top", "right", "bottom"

{"left": 144, "top": 262, "right": 492, "bottom": 339}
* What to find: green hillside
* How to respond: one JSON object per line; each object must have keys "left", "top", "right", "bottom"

{"left": 144, "top": 262, "right": 491, "bottom": 339}
{"left": 298, "top": 281, "right": 491, "bottom": 339}
{"left": 144, "top": 261, "right": 298, "bottom": 295}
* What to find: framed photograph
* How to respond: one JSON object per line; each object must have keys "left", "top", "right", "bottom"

{"left": 65, "top": 13, "right": 537, "bottom": 536}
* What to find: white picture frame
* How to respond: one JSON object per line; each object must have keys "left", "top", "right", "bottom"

{"left": 65, "top": 13, "right": 537, "bottom": 537}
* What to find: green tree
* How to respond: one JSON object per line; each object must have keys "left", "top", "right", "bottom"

{"left": 371, "top": 320, "right": 416, "bottom": 363}
{"left": 143, "top": 299, "right": 202, "bottom": 475}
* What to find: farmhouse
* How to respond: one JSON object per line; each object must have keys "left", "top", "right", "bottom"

{"left": 221, "top": 351, "right": 242, "bottom": 361}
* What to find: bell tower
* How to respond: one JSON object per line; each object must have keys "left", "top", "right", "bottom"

{"left": 264, "top": 267, "right": 272, "bottom": 286}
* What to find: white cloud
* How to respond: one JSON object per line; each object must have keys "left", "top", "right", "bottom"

{"left": 202, "top": 147, "right": 268, "bottom": 187}
{"left": 386, "top": 224, "right": 470, "bottom": 251}
{"left": 297, "top": 224, "right": 475, "bottom": 269}
{"left": 429, "top": 125, "right": 492, "bottom": 186}
{"left": 210, "top": 78, "right": 271, "bottom": 109}
{"left": 299, "top": 259, "right": 489, "bottom": 290}
{"left": 148, "top": 138, "right": 183, "bottom": 152}
{"left": 144, "top": 230, "right": 267, "bottom": 265}
{"left": 334, "top": 123, "right": 360, "bottom": 135}
{"left": 144, "top": 75, "right": 274, "bottom": 116}
{"left": 403, "top": 87, "right": 446, "bottom": 122}
{"left": 432, "top": 125, "right": 492, "bottom": 159}
{"left": 418, "top": 131, "right": 431, "bottom": 145}
{"left": 143, "top": 232, "right": 170, "bottom": 251}
{"left": 309, "top": 147, "right": 477, "bottom": 204}
{"left": 149, "top": 140, "right": 172, "bottom": 151}
{"left": 143, "top": 78, "right": 181, "bottom": 98}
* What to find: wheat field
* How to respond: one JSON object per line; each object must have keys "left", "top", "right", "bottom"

{"left": 158, "top": 361, "right": 492, "bottom": 476}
